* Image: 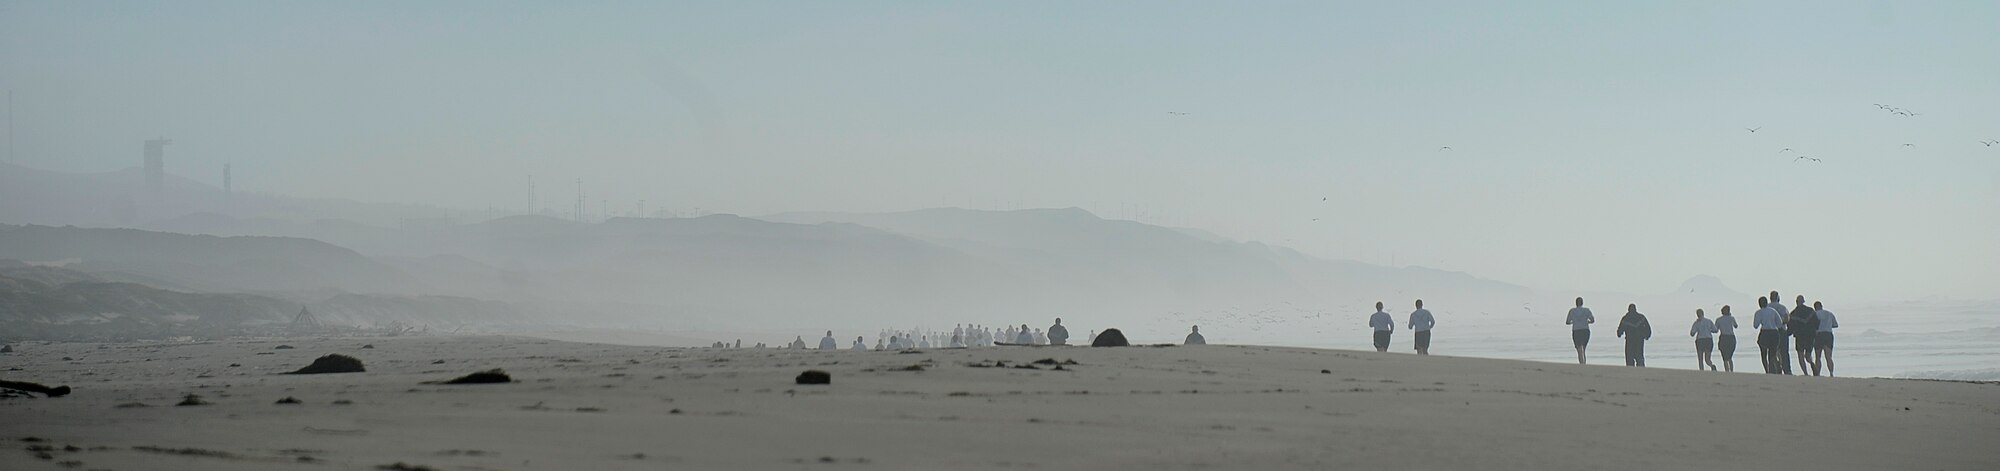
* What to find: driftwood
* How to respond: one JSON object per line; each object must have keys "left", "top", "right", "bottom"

{"left": 0, "top": 379, "right": 72, "bottom": 397}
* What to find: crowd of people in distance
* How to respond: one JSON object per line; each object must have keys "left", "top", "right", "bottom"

{"left": 719, "top": 290, "right": 1843, "bottom": 378}
{"left": 1554, "top": 291, "right": 1839, "bottom": 376}
{"left": 722, "top": 318, "right": 1215, "bottom": 354}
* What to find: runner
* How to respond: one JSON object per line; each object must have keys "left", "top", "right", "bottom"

{"left": 1813, "top": 301, "right": 1839, "bottom": 377}
{"left": 1616, "top": 304, "right": 1652, "bottom": 367}
{"left": 1408, "top": 299, "right": 1437, "bottom": 355}
{"left": 1368, "top": 302, "right": 1394, "bottom": 353}
{"left": 1565, "top": 297, "right": 1595, "bottom": 364}
{"left": 1715, "top": 305, "right": 1739, "bottom": 372}
{"left": 1690, "top": 309, "right": 1718, "bottom": 371}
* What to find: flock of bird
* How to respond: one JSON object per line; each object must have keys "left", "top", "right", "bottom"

{"left": 1752, "top": 103, "right": 1995, "bottom": 164}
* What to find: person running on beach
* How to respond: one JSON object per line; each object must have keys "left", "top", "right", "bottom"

{"left": 819, "top": 331, "right": 838, "bottom": 350}
{"left": 1788, "top": 294, "right": 1820, "bottom": 375}
{"left": 1769, "top": 291, "right": 1793, "bottom": 374}
{"left": 1408, "top": 299, "right": 1437, "bottom": 355}
{"left": 1616, "top": 304, "right": 1651, "bottom": 367}
{"left": 1565, "top": 297, "right": 1595, "bottom": 364}
{"left": 1185, "top": 325, "right": 1206, "bottom": 345}
{"left": 1048, "top": 318, "right": 1070, "bottom": 346}
{"left": 1715, "top": 305, "right": 1739, "bottom": 372}
{"left": 1368, "top": 302, "right": 1394, "bottom": 353}
{"left": 1753, "top": 297, "right": 1783, "bottom": 374}
{"left": 1690, "top": 309, "right": 1718, "bottom": 371}
{"left": 1813, "top": 301, "right": 1839, "bottom": 377}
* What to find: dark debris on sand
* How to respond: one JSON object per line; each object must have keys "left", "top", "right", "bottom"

{"left": 175, "top": 394, "right": 209, "bottom": 406}
{"left": 431, "top": 369, "right": 512, "bottom": 385}
{"left": 0, "top": 379, "right": 72, "bottom": 398}
{"left": 287, "top": 354, "right": 365, "bottom": 374}
{"left": 275, "top": 396, "right": 302, "bottom": 405}
{"left": 376, "top": 462, "right": 441, "bottom": 471}
{"left": 795, "top": 370, "right": 831, "bottom": 385}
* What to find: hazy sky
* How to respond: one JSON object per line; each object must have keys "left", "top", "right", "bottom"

{"left": 2, "top": 1, "right": 1996, "bottom": 299}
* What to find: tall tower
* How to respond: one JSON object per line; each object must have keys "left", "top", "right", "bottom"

{"left": 143, "top": 137, "right": 172, "bottom": 194}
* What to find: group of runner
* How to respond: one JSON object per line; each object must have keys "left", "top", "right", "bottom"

{"left": 1559, "top": 292, "right": 1838, "bottom": 375}
{"left": 1367, "top": 293, "right": 1840, "bottom": 376}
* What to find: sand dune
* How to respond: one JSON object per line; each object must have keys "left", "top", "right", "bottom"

{"left": 2, "top": 336, "right": 1994, "bottom": 470}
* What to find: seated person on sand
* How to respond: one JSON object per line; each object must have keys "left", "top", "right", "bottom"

{"left": 1049, "top": 318, "right": 1070, "bottom": 346}
{"left": 820, "top": 331, "right": 839, "bottom": 350}
{"left": 920, "top": 336, "right": 932, "bottom": 348}
{"left": 851, "top": 336, "right": 868, "bottom": 351}
{"left": 790, "top": 336, "right": 808, "bottom": 349}
{"left": 1033, "top": 329, "right": 1048, "bottom": 345}
{"left": 1016, "top": 324, "right": 1035, "bottom": 344}
{"left": 1185, "top": 325, "right": 1206, "bottom": 345}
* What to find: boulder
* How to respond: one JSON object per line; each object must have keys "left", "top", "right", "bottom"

{"left": 286, "top": 354, "right": 365, "bottom": 374}
{"left": 1090, "top": 329, "right": 1130, "bottom": 347}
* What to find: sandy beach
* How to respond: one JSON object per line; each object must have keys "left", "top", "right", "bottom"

{"left": 2, "top": 335, "right": 1995, "bottom": 470}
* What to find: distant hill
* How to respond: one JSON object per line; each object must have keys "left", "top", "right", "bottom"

{"left": 0, "top": 224, "right": 425, "bottom": 295}
{"left": 0, "top": 262, "right": 527, "bottom": 342}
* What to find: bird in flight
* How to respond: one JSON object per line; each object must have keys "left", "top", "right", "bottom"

{"left": 1794, "top": 156, "right": 1822, "bottom": 163}
{"left": 1780, "top": 148, "right": 1794, "bottom": 153}
{"left": 1981, "top": 140, "right": 1997, "bottom": 147}
{"left": 1166, "top": 111, "right": 1190, "bottom": 116}
{"left": 1437, "top": 146, "right": 1452, "bottom": 152}
{"left": 1904, "top": 143, "right": 1915, "bottom": 147}
{"left": 1746, "top": 127, "right": 1761, "bottom": 133}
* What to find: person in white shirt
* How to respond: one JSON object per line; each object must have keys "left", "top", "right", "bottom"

{"left": 1367, "top": 302, "right": 1394, "bottom": 352}
{"left": 1184, "top": 325, "right": 1206, "bottom": 345}
{"left": 1015, "top": 324, "right": 1034, "bottom": 345}
{"left": 1813, "top": 301, "right": 1839, "bottom": 377}
{"left": 1408, "top": 299, "right": 1437, "bottom": 355}
{"left": 1768, "top": 291, "right": 1793, "bottom": 375}
{"left": 1032, "top": 329, "right": 1047, "bottom": 345}
{"left": 1690, "top": 309, "right": 1718, "bottom": 371}
{"left": 1565, "top": 297, "right": 1595, "bottom": 364}
{"left": 819, "top": 331, "right": 838, "bottom": 350}
{"left": 851, "top": 336, "right": 868, "bottom": 351}
{"left": 1714, "top": 305, "right": 1740, "bottom": 372}
{"left": 1751, "top": 297, "right": 1784, "bottom": 374}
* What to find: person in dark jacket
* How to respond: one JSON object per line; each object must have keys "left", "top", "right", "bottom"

{"left": 1787, "top": 295, "right": 1821, "bottom": 375}
{"left": 1048, "top": 318, "right": 1070, "bottom": 346}
{"left": 1616, "top": 304, "right": 1652, "bottom": 367}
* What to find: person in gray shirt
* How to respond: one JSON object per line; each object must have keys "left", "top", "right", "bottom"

{"left": 1367, "top": 302, "right": 1394, "bottom": 353}
{"left": 1714, "top": 305, "right": 1740, "bottom": 372}
{"left": 1690, "top": 309, "right": 1718, "bottom": 371}
{"left": 1565, "top": 297, "right": 1595, "bottom": 365}
{"left": 1408, "top": 299, "right": 1437, "bottom": 355}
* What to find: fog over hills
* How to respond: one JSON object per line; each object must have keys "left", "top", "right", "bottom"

{"left": 1, "top": 162, "right": 1792, "bottom": 342}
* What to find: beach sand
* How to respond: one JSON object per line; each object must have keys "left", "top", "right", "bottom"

{"left": 2, "top": 335, "right": 1995, "bottom": 470}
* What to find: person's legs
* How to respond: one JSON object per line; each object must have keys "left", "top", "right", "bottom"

{"left": 1795, "top": 333, "right": 1815, "bottom": 375}
{"left": 1373, "top": 331, "right": 1390, "bottom": 353}
{"left": 1719, "top": 334, "right": 1736, "bottom": 372}
{"left": 1573, "top": 330, "right": 1590, "bottom": 365}
{"left": 1414, "top": 331, "right": 1431, "bottom": 355}
{"left": 1817, "top": 332, "right": 1835, "bottom": 377}
{"left": 1768, "top": 331, "right": 1784, "bottom": 371}
{"left": 1777, "top": 334, "right": 1793, "bottom": 374}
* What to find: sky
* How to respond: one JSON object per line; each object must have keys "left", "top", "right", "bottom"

{"left": 1, "top": 1, "right": 1996, "bottom": 300}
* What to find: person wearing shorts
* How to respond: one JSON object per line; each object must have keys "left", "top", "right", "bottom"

{"left": 1368, "top": 302, "right": 1394, "bottom": 352}
{"left": 1788, "top": 295, "right": 1820, "bottom": 375}
{"left": 1690, "top": 309, "right": 1718, "bottom": 371}
{"left": 1813, "top": 301, "right": 1839, "bottom": 377}
{"left": 1408, "top": 299, "right": 1436, "bottom": 355}
{"left": 1714, "top": 305, "right": 1739, "bottom": 372}
{"left": 1565, "top": 298, "right": 1594, "bottom": 364}
{"left": 1752, "top": 297, "right": 1784, "bottom": 374}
